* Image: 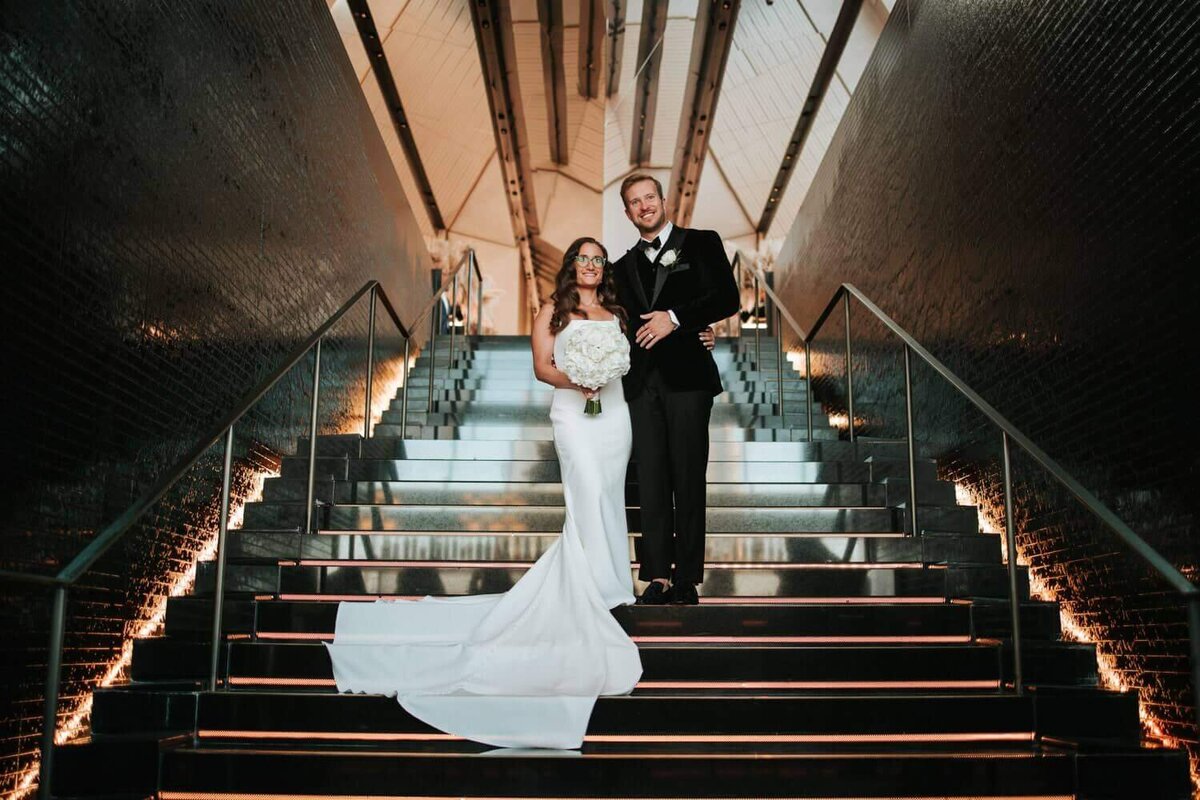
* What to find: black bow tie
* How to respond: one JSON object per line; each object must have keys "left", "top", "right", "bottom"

{"left": 638, "top": 236, "right": 661, "bottom": 252}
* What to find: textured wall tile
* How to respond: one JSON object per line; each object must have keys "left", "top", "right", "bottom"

{"left": 0, "top": 0, "right": 432, "bottom": 791}
{"left": 775, "top": 0, "right": 1200, "bottom": 775}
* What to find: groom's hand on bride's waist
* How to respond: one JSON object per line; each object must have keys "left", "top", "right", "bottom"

{"left": 636, "top": 311, "right": 679, "bottom": 349}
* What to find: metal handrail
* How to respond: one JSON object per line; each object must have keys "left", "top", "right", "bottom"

{"left": 739, "top": 258, "right": 1199, "bottom": 714}
{"left": 1, "top": 250, "right": 484, "bottom": 799}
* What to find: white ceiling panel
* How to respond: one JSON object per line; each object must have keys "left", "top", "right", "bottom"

{"left": 358, "top": 69, "right": 437, "bottom": 238}
{"left": 707, "top": 0, "right": 826, "bottom": 230}
{"left": 512, "top": 19, "right": 553, "bottom": 169}
{"left": 383, "top": 0, "right": 496, "bottom": 224}
{"left": 450, "top": 154, "right": 521, "bottom": 245}
{"left": 370, "top": 0, "right": 413, "bottom": 32}
{"left": 689, "top": 147, "right": 756, "bottom": 241}
{"left": 647, "top": 12, "right": 698, "bottom": 167}
{"left": 767, "top": 77, "right": 849, "bottom": 240}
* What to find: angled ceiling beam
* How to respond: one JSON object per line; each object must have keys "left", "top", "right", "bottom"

{"left": 579, "top": 0, "right": 604, "bottom": 98}
{"left": 605, "top": 1, "right": 625, "bottom": 97}
{"left": 470, "top": 0, "right": 542, "bottom": 322}
{"left": 346, "top": 0, "right": 446, "bottom": 232}
{"left": 629, "top": 0, "right": 669, "bottom": 166}
{"left": 756, "top": 0, "right": 862, "bottom": 236}
{"left": 537, "top": 0, "right": 569, "bottom": 164}
{"left": 667, "top": 0, "right": 741, "bottom": 227}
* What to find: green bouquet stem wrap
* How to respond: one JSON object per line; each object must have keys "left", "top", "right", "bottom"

{"left": 584, "top": 397, "right": 602, "bottom": 416}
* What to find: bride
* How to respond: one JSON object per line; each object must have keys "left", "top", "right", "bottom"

{"left": 325, "top": 237, "right": 644, "bottom": 749}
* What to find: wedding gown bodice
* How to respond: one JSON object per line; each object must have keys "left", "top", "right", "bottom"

{"left": 326, "top": 317, "right": 639, "bottom": 750}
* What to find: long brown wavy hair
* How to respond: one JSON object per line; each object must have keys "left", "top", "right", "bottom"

{"left": 549, "top": 237, "right": 628, "bottom": 334}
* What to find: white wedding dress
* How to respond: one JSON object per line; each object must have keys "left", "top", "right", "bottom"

{"left": 325, "top": 318, "right": 641, "bottom": 749}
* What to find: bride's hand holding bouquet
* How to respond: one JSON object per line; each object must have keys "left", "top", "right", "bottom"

{"left": 558, "top": 321, "right": 630, "bottom": 415}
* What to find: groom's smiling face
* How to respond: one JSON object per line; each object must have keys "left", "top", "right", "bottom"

{"left": 623, "top": 179, "right": 667, "bottom": 237}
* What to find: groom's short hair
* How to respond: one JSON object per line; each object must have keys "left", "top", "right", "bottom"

{"left": 620, "top": 174, "right": 664, "bottom": 208}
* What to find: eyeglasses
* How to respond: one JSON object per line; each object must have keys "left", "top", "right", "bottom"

{"left": 573, "top": 255, "right": 607, "bottom": 267}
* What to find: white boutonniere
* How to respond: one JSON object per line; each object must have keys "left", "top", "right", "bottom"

{"left": 659, "top": 249, "right": 680, "bottom": 268}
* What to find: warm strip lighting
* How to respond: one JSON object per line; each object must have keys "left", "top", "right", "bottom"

{"left": 225, "top": 677, "right": 1001, "bottom": 690}
{"left": 314, "top": 530, "right": 911, "bottom": 539}
{"left": 197, "top": 730, "right": 1032, "bottom": 745}
{"left": 252, "top": 632, "right": 971, "bottom": 644}
{"left": 699, "top": 596, "right": 947, "bottom": 604}
{"left": 638, "top": 680, "right": 1001, "bottom": 690}
{"left": 290, "top": 559, "right": 938, "bottom": 571}
{"left": 337, "top": 353, "right": 409, "bottom": 437}
{"left": 275, "top": 594, "right": 951, "bottom": 604}
{"left": 954, "top": 480, "right": 1198, "bottom": 789}
{"left": 12, "top": 466, "right": 276, "bottom": 800}
{"left": 631, "top": 635, "right": 969, "bottom": 644}
{"left": 162, "top": 794, "right": 1074, "bottom": 800}
{"left": 228, "top": 676, "right": 336, "bottom": 687}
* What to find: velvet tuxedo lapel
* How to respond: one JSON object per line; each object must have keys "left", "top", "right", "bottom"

{"left": 650, "top": 225, "right": 688, "bottom": 307}
{"left": 623, "top": 249, "right": 650, "bottom": 310}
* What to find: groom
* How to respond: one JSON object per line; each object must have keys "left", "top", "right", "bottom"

{"left": 613, "top": 174, "right": 740, "bottom": 605}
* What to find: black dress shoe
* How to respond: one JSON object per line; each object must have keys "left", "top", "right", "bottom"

{"left": 637, "top": 581, "right": 671, "bottom": 605}
{"left": 669, "top": 583, "right": 699, "bottom": 605}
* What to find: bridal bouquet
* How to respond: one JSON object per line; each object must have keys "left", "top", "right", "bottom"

{"left": 558, "top": 323, "right": 630, "bottom": 415}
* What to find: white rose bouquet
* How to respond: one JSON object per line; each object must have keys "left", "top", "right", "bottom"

{"left": 557, "top": 323, "right": 631, "bottom": 415}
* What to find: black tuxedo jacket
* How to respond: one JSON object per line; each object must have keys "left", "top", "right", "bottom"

{"left": 614, "top": 225, "right": 740, "bottom": 399}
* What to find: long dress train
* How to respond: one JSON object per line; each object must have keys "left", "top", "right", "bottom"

{"left": 325, "top": 318, "right": 641, "bottom": 749}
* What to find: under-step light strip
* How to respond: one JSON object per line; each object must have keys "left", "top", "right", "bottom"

{"left": 276, "top": 595, "right": 951, "bottom": 604}
{"left": 313, "top": 530, "right": 912, "bottom": 538}
{"left": 162, "top": 794, "right": 1072, "bottom": 800}
{"left": 224, "top": 677, "right": 1001, "bottom": 690}
{"left": 196, "top": 730, "right": 1033, "bottom": 744}
{"left": 286, "top": 560, "right": 938, "bottom": 570}
{"left": 252, "top": 632, "right": 972, "bottom": 644}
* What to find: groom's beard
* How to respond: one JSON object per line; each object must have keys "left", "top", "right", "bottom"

{"left": 631, "top": 208, "right": 666, "bottom": 237}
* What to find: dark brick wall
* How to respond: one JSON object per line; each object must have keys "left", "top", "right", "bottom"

{"left": 0, "top": 0, "right": 432, "bottom": 791}
{"left": 776, "top": 0, "right": 1199, "bottom": 773}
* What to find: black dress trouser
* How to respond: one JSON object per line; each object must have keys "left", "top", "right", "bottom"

{"left": 628, "top": 367, "right": 713, "bottom": 585}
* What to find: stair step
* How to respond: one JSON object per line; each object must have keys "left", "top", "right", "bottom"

{"left": 241, "top": 502, "right": 978, "bottom": 534}
{"left": 215, "top": 530, "right": 1001, "bottom": 566}
{"left": 185, "top": 690, "right": 1140, "bottom": 743}
{"left": 263, "top": 479, "right": 932, "bottom": 507}
{"left": 370, "top": 423, "right": 845, "bottom": 441}
{"left": 162, "top": 597, "right": 1062, "bottom": 641}
{"left": 196, "top": 561, "right": 1027, "bottom": 599}
{"left": 297, "top": 436, "right": 922, "bottom": 463}
{"left": 130, "top": 639, "right": 1099, "bottom": 688}
{"left": 279, "top": 456, "right": 939, "bottom": 485}
{"left": 153, "top": 744, "right": 1191, "bottom": 798}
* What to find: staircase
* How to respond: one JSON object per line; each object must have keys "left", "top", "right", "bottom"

{"left": 53, "top": 335, "right": 1191, "bottom": 799}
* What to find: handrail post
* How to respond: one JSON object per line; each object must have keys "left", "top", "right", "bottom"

{"left": 426, "top": 299, "right": 438, "bottom": 417}
{"left": 753, "top": 273, "right": 761, "bottom": 371}
{"left": 363, "top": 286, "right": 377, "bottom": 440}
{"left": 1001, "top": 432, "right": 1025, "bottom": 695}
{"left": 804, "top": 340, "right": 813, "bottom": 443}
{"left": 775, "top": 307, "right": 786, "bottom": 428}
{"left": 208, "top": 425, "right": 235, "bottom": 691}
{"left": 400, "top": 337, "right": 412, "bottom": 437}
{"left": 1187, "top": 595, "right": 1200, "bottom": 735}
{"left": 903, "top": 345, "right": 919, "bottom": 536}
{"left": 729, "top": 256, "right": 739, "bottom": 338}
{"left": 304, "top": 339, "right": 323, "bottom": 535}
{"left": 465, "top": 254, "right": 474, "bottom": 345}
{"left": 448, "top": 274, "right": 458, "bottom": 371}
{"left": 476, "top": 262, "right": 484, "bottom": 336}
{"left": 38, "top": 585, "right": 67, "bottom": 800}
{"left": 843, "top": 292, "right": 855, "bottom": 443}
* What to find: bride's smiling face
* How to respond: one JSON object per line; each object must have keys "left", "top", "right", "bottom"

{"left": 574, "top": 242, "right": 606, "bottom": 290}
